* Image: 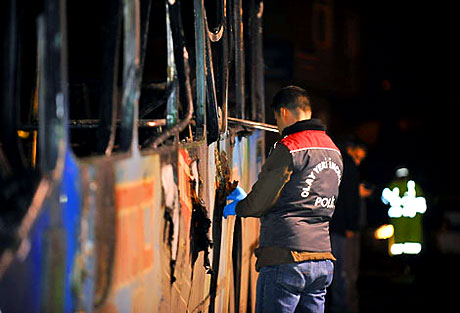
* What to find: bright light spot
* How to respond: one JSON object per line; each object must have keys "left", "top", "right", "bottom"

{"left": 389, "top": 242, "right": 422, "bottom": 255}
{"left": 404, "top": 242, "right": 422, "bottom": 254}
{"left": 381, "top": 188, "right": 392, "bottom": 205}
{"left": 17, "top": 130, "right": 30, "bottom": 139}
{"left": 407, "top": 180, "right": 416, "bottom": 196}
{"left": 381, "top": 180, "right": 426, "bottom": 218}
{"left": 375, "top": 224, "right": 394, "bottom": 239}
{"left": 395, "top": 167, "right": 409, "bottom": 178}
{"left": 390, "top": 243, "right": 404, "bottom": 255}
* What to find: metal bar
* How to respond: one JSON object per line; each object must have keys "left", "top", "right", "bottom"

{"left": 143, "top": 0, "right": 195, "bottom": 149}
{"left": 227, "top": 116, "right": 278, "bottom": 133}
{"left": 139, "top": 0, "right": 152, "bottom": 71}
{"left": 166, "top": 2, "right": 178, "bottom": 127}
{"left": 194, "top": 0, "right": 206, "bottom": 138}
{"left": 38, "top": 0, "right": 69, "bottom": 173}
{"left": 205, "top": 0, "right": 225, "bottom": 42}
{"left": 249, "top": 0, "right": 265, "bottom": 122}
{"left": 217, "top": 0, "right": 229, "bottom": 138}
{"left": 19, "top": 119, "right": 167, "bottom": 131}
{"left": 119, "top": 0, "right": 141, "bottom": 151}
{"left": 204, "top": 7, "right": 220, "bottom": 144}
{"left": 233, "top": 0, "right": 245, "bottom": 119}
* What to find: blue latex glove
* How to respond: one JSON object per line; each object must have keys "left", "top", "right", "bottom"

{"left": 223, "top": 201, "right": 238, "bottom": 218}
{"left": 227, "top": 186, "right": 247, "bottom": 201}
{"left": 223, "top": 186, "right": 247, "bottom": 218}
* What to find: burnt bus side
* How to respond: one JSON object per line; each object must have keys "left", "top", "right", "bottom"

{"left": 0, "top": 0, "right": 266, "bottom": 312}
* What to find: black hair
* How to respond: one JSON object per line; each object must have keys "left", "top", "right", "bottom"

{"left": 271, "top": 85, "right": 312, "bottom": 113}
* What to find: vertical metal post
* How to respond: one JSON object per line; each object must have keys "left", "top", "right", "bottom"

{"left": 38, "top": 0, "right": 69, "bottom": 174}
{"left": 204, "top": 12, "right": 220, "bottom": 144}
{"left": 194, "top": 0, "right": 206, "bottom": 139}
{"left": 249, "top": 0, "right": 265, "bottom": 122}
{"left": 216, "top": 0, "right": 229, "bottom": 138}
{"left": 233, "top": 0, "right": 245, "bottom": 119}
{"left": 166, "top": 1, "right": 178, "bottom": 127}
{"left": 119, "top": 0, "right": 141, "bottom": 151}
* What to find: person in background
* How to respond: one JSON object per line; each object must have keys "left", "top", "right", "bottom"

{"left": 329, "top": 137, "right": 367, "bottom": 313}
{"left": 223, "top": 86, "right": 343, "bottom": 313}
{"left": 381, "top": 167, "right": 426, "bottom": 266}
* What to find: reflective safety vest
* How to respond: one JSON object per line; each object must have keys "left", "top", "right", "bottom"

{"left": 381, "top": 178, "right": 426, "bottom": 255}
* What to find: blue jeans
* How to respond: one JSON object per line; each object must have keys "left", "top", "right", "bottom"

{"left": 255, "top": 260, "right": 334, "bottom": 313}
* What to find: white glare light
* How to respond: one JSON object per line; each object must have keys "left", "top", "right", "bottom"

{"left": 404, "top": 242, "right": 422, "bottom": 254}
{"left": 390, "top": 243, "right": 404, "bottom": 255}
{"left": 381, "top": 180, "right": 426, "bottom": 219}
{"left": 389, "top": 242, "right": 422, "bottom": 255}
{"left": 395, "top": 167, "right": 409, "bottom": 178}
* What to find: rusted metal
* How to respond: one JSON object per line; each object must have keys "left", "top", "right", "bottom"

{"left": 0, "top": 1, "right": 268, "bottom": 312}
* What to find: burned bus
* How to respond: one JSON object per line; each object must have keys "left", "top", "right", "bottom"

{"left": 0, "top": 0, "right": 273, "bottom": 312}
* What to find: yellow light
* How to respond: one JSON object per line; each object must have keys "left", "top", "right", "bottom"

{"left": 17, "top": 130, "right": 30, "bottom": 139}
{"left": 374, "top": 224, "right": 394, "bottom": 239}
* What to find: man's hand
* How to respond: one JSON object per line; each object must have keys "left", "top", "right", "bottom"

{"left": 223, "top": 186, "right": 247, "bottom": 218}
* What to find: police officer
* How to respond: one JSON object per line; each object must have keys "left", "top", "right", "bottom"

{"left": 224, "top": 86, "right": 343, "bottom": 313}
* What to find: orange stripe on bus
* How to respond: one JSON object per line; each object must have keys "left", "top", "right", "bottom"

{"left": 115, "top": 180, "right": 155, "bottom": 209}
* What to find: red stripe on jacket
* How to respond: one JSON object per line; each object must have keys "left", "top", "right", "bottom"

{"left": 280, "top": 130, "right": 340, "bottom": 153}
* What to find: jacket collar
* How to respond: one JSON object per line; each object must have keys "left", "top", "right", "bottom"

{"left": 281, "top": 118, "right": 325, "bottom": 137}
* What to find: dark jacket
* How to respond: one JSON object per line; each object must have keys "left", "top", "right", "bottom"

{"left": 236, "top": 119, "right": 343, "bottom": 253}
{"left": 329, "top": 149, "right": 360, "bottom": 235}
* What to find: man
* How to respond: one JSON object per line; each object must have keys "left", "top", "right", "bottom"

{"left": 382, "top": 167, "right": 426, "bottom": 258}
{"left": 329, "top": 138, "right": 367, "bottom": 313}
{"left": 224, "top": 86, "right": 343, "bottom": 313}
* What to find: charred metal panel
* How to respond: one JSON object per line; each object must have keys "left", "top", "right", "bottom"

{"left": 78, "top": 159, "right": 117, "bottom": 311}
{"left": 0, "top": 0, "right": 267, "bottom": 312}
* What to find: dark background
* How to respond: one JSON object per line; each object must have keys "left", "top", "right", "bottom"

{"left": 262, "top": 1, "right": 459, "bottom": 311}
{"left": 263, "top": 0, "right": 459, "bottom": 223}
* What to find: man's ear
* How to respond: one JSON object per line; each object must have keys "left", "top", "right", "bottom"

{"left": 280, "top": 107, "right": 288, "bottom": 118}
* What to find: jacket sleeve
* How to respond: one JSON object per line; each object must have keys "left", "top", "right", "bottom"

{"left": 235, "top": 143, "right": 293, "bottom": 217}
